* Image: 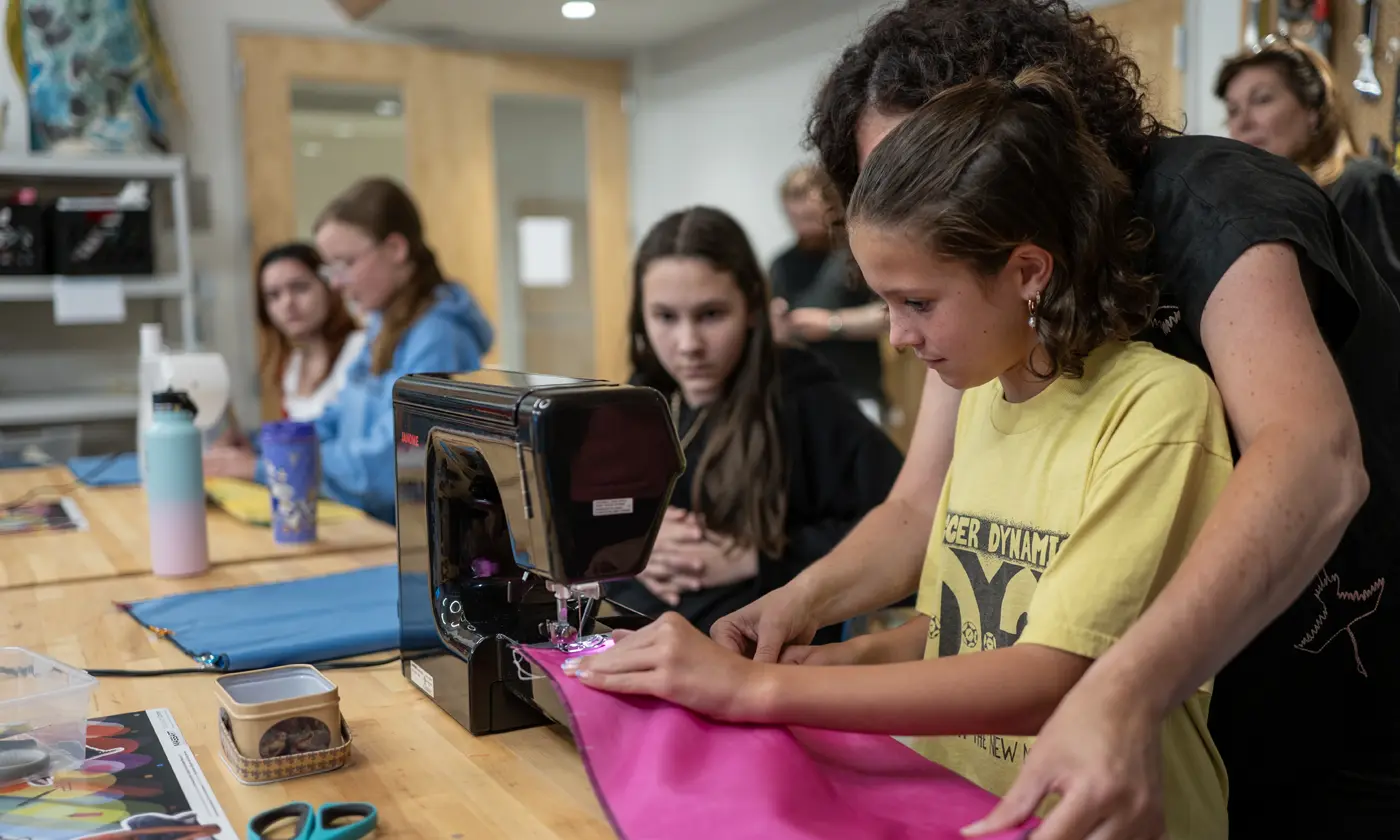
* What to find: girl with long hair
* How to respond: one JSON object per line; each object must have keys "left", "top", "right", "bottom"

{"left": 606, "top": 205, "right": 903, "bottom": 638}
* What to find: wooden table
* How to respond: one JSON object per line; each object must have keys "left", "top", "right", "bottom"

{"left": 0, "top": 467, "right": 397, "bottom": 590}
{"left": 3, "top": 550, "right": 616, "bottom": 839}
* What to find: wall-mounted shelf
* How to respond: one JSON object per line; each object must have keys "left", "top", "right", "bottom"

{"left": 0, "top": 393, "right": 139, "bottom": 426}
{"left": 0, "top": 152, "right": 196, "bottom": 443}
{"left": 0, "top": 274, "right": 186, "bottom": 302}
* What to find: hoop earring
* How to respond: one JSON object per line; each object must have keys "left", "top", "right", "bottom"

{"left": 1027, "top": 292, "right": 1042, "bottom": 329}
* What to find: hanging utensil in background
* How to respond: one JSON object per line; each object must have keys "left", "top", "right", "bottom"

{"left": 1392, "top": 54, "right": 1400, "bottom": 173}
{"left": 1280, "top": 0, "right": 1332, "bottom": 55}
{"left": 1246, "top": 0, "right": 1263, "bottom": 48}
{"left": 1354, "top": 0, "right": 1383, "bottom": 101}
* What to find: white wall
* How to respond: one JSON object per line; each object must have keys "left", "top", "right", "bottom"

{"left": 491, "top": 97, "right": 590, "bottom": 370}
{"left": 628, "top": 0, "right": 1241, "bottom": 267}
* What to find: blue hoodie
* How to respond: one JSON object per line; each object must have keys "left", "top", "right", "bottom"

{"left": 256, "top": 282, "right": 493, "bottom": 523}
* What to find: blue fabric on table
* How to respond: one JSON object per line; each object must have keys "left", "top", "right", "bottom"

{"left": 67, "top": 452, "right": 141, "bottom": 487}
{"left": 118, "top": 565, "right": 443, "bottom": 671}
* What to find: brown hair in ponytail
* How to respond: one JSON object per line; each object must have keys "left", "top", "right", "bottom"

{"left": 847, "top": 65, "right": 1157, "bottom": 381}
{"left": 315, "top": 177, "right": 445, "bottom": 375}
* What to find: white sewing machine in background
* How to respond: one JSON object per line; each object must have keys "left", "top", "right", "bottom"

{"left": 137, "top": 323, "right": 230, "bottom": 478}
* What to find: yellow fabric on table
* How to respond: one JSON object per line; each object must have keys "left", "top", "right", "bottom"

{"left": 204, "top": 477, "right": 364, "bottom": 526}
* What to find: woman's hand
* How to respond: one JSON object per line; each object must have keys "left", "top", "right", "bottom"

{"left": 565, "top": 612, "right": 775, "bottom": 722}
{"left": 203, "top": 446, "right": 257, "bottom": 481}
{"left": 638, "top": 509, "right": 760, "bottom": 604}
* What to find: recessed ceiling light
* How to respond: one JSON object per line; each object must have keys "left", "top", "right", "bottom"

{"left": 374, "top": 99, "right": 401, "bottom": 117}
{"left": 301, "top": 141, "right": 323, "bottom": 158}
{"left": 561, "top": 1, "right": 595, "bottom": 20}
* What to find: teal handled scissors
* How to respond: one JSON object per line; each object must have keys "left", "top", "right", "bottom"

{"left": 246, "top": 802, "right": 378, "bottom": 840}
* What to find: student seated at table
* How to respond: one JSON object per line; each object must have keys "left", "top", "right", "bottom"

{"left": 605, "top": 205, "right": 904, "bottom": 642}
{"left": 205, "top": 178, "right": 494, "bottom": 523}
{"left": 255, "top": 242, "right": 366, "bottom": 422}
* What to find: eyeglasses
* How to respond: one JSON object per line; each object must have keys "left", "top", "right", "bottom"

{"left": 317, "top": 248, "right": 374, "bottom": 282}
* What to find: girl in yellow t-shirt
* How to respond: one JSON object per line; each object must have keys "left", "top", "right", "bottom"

{"left": 568, "top": 66, "right": 1232, "bottom": 839}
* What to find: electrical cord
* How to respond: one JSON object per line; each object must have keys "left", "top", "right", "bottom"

{"left": 83, "top": 649, "right": 440, "bottom": 678}
{"left": 0, "top": 451, "right": 125, "bottom": 511}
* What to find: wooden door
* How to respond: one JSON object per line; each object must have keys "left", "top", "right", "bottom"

{"left": 238, "top": 34, "right": 629, "bottom": 420}
{"left": 1094, "top": 0, "right": 1187, "bottom": 129}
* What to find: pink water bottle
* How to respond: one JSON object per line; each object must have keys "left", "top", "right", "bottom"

{"left": 143, "top": 390, "right": 210, "bottom": 577}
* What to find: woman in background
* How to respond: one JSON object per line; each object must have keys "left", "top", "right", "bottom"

{"left": 205, "top": 178, "right": 494, "bottom": 523}
{"left": 1217, "top": 35, "right": 1400, "bottom": 298}
{"left": 256, "top": 242, "right": 366, "bottom": 422}
{"left": 606, "top": 205, "right": 904, "bottom": 640}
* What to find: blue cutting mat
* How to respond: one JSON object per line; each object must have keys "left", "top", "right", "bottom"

{"left": 68, "top": 452, "right": 141, "bottom": 487}
{"left": 119, "top": 565, "right": 441, "bottom": 671}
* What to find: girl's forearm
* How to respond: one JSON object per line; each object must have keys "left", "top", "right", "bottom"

{"left": 751, "top": 644, "right": 1090, "bottom": 735}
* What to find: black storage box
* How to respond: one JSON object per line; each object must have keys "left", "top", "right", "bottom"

{"left": 51, "top": 200, "right": 154, "bottom": 276}
{"left": 0, "top": 202, "right": 50, "bottom": 275}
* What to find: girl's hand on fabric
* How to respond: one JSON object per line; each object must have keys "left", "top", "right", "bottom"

{"left": 566, "top": 612, "right": 774, "bottom": 722}
{"left": 203, "top": 446, "right": 257, "bottom": 481}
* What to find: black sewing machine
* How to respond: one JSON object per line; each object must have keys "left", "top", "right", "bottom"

{"left": 393, "top": 369, "right": 684, "bottom": 736}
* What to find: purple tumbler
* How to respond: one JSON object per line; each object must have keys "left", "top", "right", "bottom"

{"left": 259, "top": 421, "right": 319, "bottom": 544}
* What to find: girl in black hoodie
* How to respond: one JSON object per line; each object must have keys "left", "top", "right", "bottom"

{"left": 607, "top": 206, "right": 905, "bottom": 642}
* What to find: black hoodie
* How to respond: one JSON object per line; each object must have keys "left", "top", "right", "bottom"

{"left": 608, "top": 346, "right": 905, "bottom": 638}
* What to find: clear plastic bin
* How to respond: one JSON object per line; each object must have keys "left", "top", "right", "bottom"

{"left": 0, "top": 425, "right": 82, "bottom": 469}
{"left": 0, "top": 647, "right": 96, "bottom": 774}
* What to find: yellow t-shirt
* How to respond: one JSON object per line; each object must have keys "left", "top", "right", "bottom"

{"left": 911, "top": 340, "right": 1231, "bottom": 840}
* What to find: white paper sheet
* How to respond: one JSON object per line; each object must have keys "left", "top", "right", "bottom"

{"left": 53, "top": 276, "right": 127, "bottom": 325}
{"left": 519, "top": 216, "right": 572, "bottom": 288}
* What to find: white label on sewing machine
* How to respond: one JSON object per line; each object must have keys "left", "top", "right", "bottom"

{"left": 592, "top": 498, "right": 634, "bottom": 516}
{"left": 409, "top": 661, "right": 435, "bottom": 698}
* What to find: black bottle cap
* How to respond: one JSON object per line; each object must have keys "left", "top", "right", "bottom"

{"left": 153, "top": 389, "right": 198, "bottom": 415}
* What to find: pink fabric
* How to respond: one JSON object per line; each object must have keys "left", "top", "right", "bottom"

{"left": 519, "top": 644, "right": 1037, "bottom": 840}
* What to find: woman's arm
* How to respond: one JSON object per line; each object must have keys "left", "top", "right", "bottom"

{"left": 1084, "top": 242, "right": 1367, "bottom": 717}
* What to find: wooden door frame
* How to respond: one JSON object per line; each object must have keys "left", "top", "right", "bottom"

{"left": 237, "top": 33, "right": 629, "bottom": 420}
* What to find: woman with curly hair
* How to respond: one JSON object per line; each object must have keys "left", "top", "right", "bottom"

{"left": 577, "top": 2, "right": 1400, "bottom": 838}
{"left": 1217, "top": 35, "right": 1400, "bottom": 300}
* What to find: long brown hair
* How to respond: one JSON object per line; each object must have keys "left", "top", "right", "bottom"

{"left": 848, "top": 67, "right": 1157, "bottom": 381}
{"left": 255, "top": 242, "right": 359, "bottom": 405}
{"left": 808, "top": 0, "right": 1175, "bottom": 210}
{"left": 1214, "top": 36, "right": 1357, "bottom": 187}
{"left": 629, "top": 207, "right": 788, "bottom": 558}
{"left": 316, "top": 177, "right": 444, "bottom": 375}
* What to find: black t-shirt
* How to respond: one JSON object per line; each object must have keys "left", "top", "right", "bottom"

{"left": 608, "top": 347, "right": 904, "bottom": 635}
{"left": 770, "top": 246, "right": 887, "bottom": 406}
{"left": 1132, "top": 135, "right": 1400, "bottom": 812}
{"left": 1327, "top": 156, "right": 1400, "bottom": 307}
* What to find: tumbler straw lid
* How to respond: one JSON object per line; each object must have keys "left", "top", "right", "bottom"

{"left": 153, "top": 389, "right": 198, "bottom": 416}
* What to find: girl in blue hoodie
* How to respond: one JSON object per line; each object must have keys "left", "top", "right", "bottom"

{"left": 205, "top": 177, "right": 493, "bottom": 522}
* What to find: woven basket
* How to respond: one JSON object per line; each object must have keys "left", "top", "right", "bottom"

{"left": 218, "top": 708, "right": 353, "bottom": 785}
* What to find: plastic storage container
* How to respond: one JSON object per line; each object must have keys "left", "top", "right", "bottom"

{"left": 0, "top": 647, "right": 97, "bottom": 775}
{"left": 0, "top": 426, "right": 82, "bottom": 470}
